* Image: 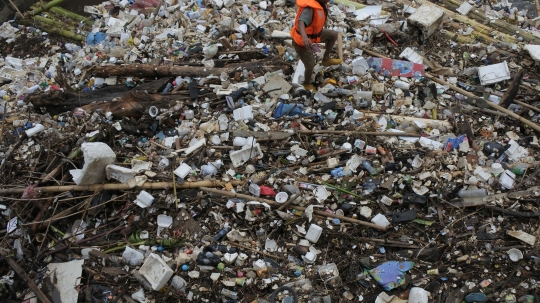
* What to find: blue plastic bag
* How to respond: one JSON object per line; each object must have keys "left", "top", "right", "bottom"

{"left": 365, "top": 261, "right": 414, "bottom": 291}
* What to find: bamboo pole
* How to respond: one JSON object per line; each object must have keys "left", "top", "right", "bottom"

{"left": 32, "top": 15, "right": 75, "bottom": 30}
{"left": 7, "top": 0, "right": 24, "bottom": 18}
{"left": 440, "top": 0, "right": 540, "bottom": 44}
{"left": 29, "top": 0, "right": 65, "bottom": 16}
{"left": 0, "top": 180, "right": 245, "bottom": 195}
{"left": 49, "top": 6, "right": 94, "bottom": 25}
{"left": 425, "top": 74, "right": 540, "bottom": 133}
{"left": 199, "top": 187, "right": 388, "bottom": 231}
{"left": 296, "top": 130, "right": 421, "bottom": 137}
{"left": 17, "top": 19, "right": 85, "bottom": 41}
{"left": 411, "top": 0, "right": 519, "bottom": 44}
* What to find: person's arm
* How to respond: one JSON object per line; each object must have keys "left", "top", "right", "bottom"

{"left": 297, "top": 20, "right": 312, "bottom": 50}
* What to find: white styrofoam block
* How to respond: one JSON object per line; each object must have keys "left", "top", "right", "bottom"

{"left": 271, "top": 30, "right": 291, "bottom": 39}
{"left": 408, "top": 3, "right": 445, "bottom": 39}
{"left": 305, "top": 224, "right": 322, "bottom": 243}
{"left": 524, "top": 45, "right": 540, "bottom": 62}
{"left": 233, "top": 106, "right": 254, "bottom": 121}
{"left": 229, "top": 143, "right": 264, "bottom": 167}
{"left": 69, "top": 143, "right": 116, "bottom": 185}
{"left": 134, "top": 190, "right": 154, "bottom": 208}
{"left": 47, "top": 260, "right": 85, "bottom": 303}
{"left": 174, "top": 163, "right": 192, "bottom": 178}
{"left": 106, "top": 164, "right": 137, "bottom": 184}
{"left": 139, "top": 253, "right": 174, "bottom": 290}
{"left": 399, "top": 47, "right": 423, "bottom": 64}
{"left": 456, "top": 2, "right": 473, "bottom": 15}
{"left": 478, "top": 61, "right": 511, "bottom": 85}
{"left": 185, "top": 138, "right": 206, "bottom": 155}
{"left": 292, "top": 60, "right": 306, "bottom": 87}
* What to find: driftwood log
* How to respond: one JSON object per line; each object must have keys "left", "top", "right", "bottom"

{"left": 90, "top": 58, "right": 293, "bottom": 78}
{"left": 27, "top": 78, "right": 171, "bottom": 114}
{"left": 79, "top": 90, "right": 201, "bottom": 118}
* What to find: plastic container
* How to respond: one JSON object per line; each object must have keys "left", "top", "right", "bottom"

{"left": 305, "top": 224, "right": 323, "bottom": 243}
{"left": 249, "top": 183, "right": 261, "bottom": 197}
{"left": 139, "top": 253, "right": 174, "bottom": 290}
{"left": 229, "top": 144, "right": 264, "bottom": 167}
{"left": 25, "top": 124, "right": 45, "bottom": 137}
{"left": 233, "top": 106, "right": 254, "bottom": 121}
{"left": 491, "top": 163, "right": 504, "bottom": 175}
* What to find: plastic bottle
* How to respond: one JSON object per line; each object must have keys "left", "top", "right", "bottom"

{"left": 162, "top": 83, "right": 173, "bottom": 93}
{"left": 221, "top": 288, "right": 238, "bottom": 299}
{"left": 362, "top": 160, "right": 382, "bottom": 175}
{"left": 457, "top": 189, "right": 488, "bottom": 198}
{"left": 212, "top": 227, "right": 232, "bottom": 242}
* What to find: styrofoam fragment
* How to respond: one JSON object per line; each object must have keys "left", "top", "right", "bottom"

{"left": 229, "top": 143, "right": 264, "bottom": 167}
{"left": 106, "top": 164, "right": 137, "bottom": 184}
{"left": 69, "top": 143, "right": 116, "bottom": 185}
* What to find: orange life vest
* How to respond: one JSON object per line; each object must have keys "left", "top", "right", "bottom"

{"left": 290, "top": 0, "right": 327, "bottom": 46}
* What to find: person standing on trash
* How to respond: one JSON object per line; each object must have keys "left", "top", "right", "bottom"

{"left": 290, "top": 0, "right": 342, "bottom": 92}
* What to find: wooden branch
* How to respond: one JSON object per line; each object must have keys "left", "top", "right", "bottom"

{"left": 0, "top": 180, "right": 245, "bottom": 195}
{"left": 499, "top": 69, "right": 524, "bottom": 108}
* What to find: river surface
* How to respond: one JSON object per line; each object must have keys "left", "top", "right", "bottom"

{"left": 30, "top": 0, "right": 540, "bottom": 17}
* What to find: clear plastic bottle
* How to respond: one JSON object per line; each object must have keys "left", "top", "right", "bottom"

{"left": 212, "top": 227, "right": 231, "bottom": 241}
{"left": 457, "top": 189, "right": 488, "bottom": 198}
{"left": 362, "top": 160, "right": 382, "bottom": 175}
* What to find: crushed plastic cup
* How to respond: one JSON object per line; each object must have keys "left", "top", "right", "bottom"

{"left": 275, "top": 192, "right": 289, "bottom": 203}
{"left": 508, "top": 248, "right": 523, "bottom": 262}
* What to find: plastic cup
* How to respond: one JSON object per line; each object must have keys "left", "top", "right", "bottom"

{"left": 275, "top": 192, "right": 289, "bottom": 203}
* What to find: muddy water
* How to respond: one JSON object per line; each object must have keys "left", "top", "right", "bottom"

{"left": 60, "top": 0, "right": 106, "bottom": 14}
{"left": 38, "top": 0, "right": 540, "bottom": 16}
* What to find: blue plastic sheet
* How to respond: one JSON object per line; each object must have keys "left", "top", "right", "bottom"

{"left": 86, "top": 32, "right": 107, "bottom": 46}
{"left": 365, "top": 261, "right": 414, "bottom": 291}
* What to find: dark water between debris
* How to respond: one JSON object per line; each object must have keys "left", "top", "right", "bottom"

{"left": 60, "top": 0, "right": 105, "bottom": 14}
{"left": 35, "top": 0, "right": 540, "bottom": 17}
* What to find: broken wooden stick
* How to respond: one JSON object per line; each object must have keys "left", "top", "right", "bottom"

{"left": 5, "top": 257, "right": 52, "bottom": 303}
